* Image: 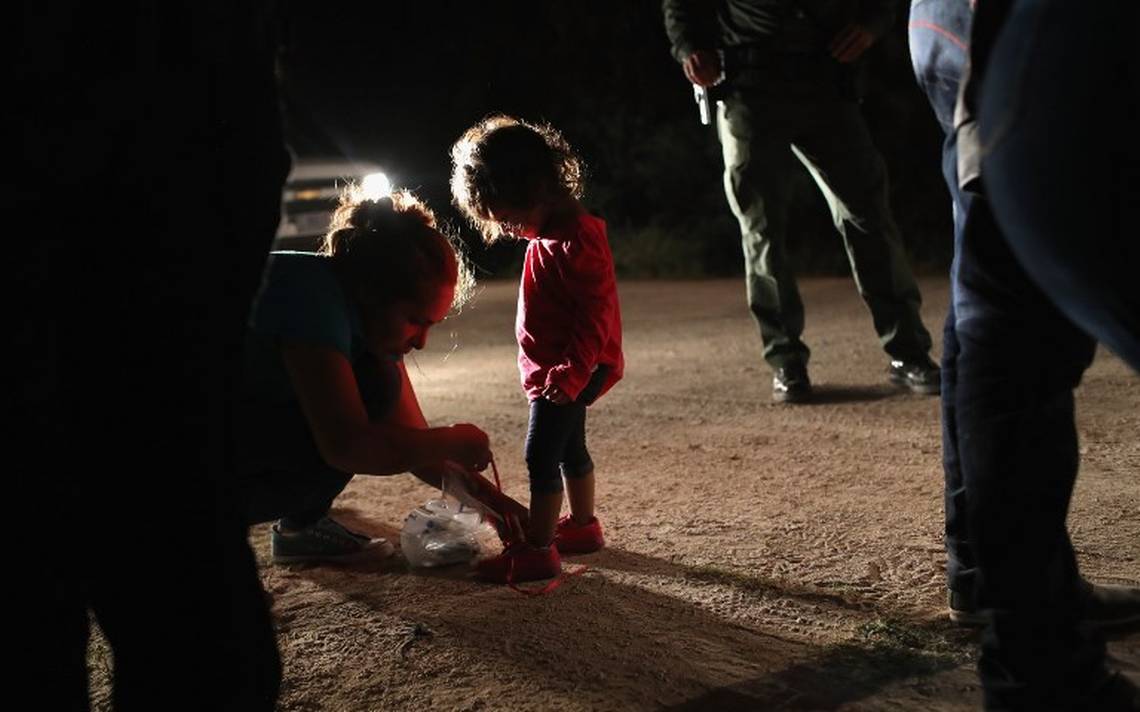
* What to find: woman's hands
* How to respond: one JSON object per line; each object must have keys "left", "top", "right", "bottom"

{"left": 435, "top": 460, "right": 531, "bottom": 542}
{"left": 281, "top": 346, "right": 494, "bottom": 477}
{"left": 443, "top": 423, "right": 492, "bottom": 471}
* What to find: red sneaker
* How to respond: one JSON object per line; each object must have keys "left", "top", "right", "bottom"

{"left": 554, "top": 515, "right": 605, "bottom": 554}
{"left": 475, "top": 544, "right": 561, "bottom": 584}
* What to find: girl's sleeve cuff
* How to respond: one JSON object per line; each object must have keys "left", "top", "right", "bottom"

{"left": 545, "top": 364, "right": 586, "bottom": 402}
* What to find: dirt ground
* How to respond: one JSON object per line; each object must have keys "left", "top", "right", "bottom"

{"left": 90, "top": 277, "right": 1139, "bottom": 710}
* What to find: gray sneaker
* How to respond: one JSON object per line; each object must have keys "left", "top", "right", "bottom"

{"left": 271, "top": 516, "right": 395, "bottom": 565}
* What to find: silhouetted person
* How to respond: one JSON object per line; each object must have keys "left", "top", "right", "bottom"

{"left": 911, "top": 0, "right": 1140, "bottom": 708}
{"left": 22, "top": 2, "right": 289, "bottom": 708}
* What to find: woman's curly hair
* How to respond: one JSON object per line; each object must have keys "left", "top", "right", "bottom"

{"left": 450, "top": 114, "right": 584, "bottom": 243}
{"left": 321, "top": 187, "right": 475, "bottom": 311}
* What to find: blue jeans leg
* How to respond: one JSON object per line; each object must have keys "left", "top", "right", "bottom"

{"left": 939, "top": 132, "right": 977, "bottom": 594}
{"left": 967, "top": 3, "right": 1136, "bottom": 703}
{"left": 909, "top": 0, "right": 975, "bottom": 593}
{"left": 955, "top": 193, "right": 1102, "bottom": 709}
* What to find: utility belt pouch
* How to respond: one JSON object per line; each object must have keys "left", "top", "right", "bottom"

{"left": 724, "top": 43, "right": 866, "bottom": 102}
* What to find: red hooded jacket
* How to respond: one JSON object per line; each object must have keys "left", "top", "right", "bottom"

{"left": 516, "top": 212, "right": 623, "bottom": 403}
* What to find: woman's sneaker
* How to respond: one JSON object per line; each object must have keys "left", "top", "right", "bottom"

{"left": 554, "top": 515, "right": 605, "bottom": 554}
{"left": 271, "top": 516, "right": 395, "bottom": 565}
{"left": 475, "top": 544, "right": 561, "bottom": 584}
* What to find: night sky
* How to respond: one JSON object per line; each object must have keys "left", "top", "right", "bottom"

{"left": 279, "top": 1, "right": 952, "bottom": 277}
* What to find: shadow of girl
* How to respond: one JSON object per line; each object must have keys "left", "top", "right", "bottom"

{"left": 278, "top": 539, "right": 973, "bottom": 710}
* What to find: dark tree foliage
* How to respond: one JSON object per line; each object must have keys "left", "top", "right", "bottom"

{"left": 280, "top": 1, "right": 951, "bottom": 278}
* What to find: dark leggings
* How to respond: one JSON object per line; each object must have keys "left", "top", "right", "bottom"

{"left": 524, "top": 367, "right": 608, "bottom": 495}
{"left": 236, "top": 352, "right": 401, "bottom": 528}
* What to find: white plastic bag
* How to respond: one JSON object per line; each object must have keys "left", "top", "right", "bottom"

{"left": 400, "top": 496, "right": 497, "bottom": 568}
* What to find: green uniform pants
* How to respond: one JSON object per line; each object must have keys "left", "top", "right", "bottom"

{"left": 717, "top": 89, "right": 932, "bottom": 369}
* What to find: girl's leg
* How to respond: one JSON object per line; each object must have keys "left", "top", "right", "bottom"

{"left": 528, "top": 491, "right": 563, "bottom": 547}
{"left": 524, "top": 397, "right": 580, "bottom": 546}
{"left": 554, "top": 384, "right": 606, "bottom": 553}
{"left": 471, "top": 399, "right": 566, "bottom": 583}
{"left": 564, "top": 471, "right": 595, "bottom": 524}
{"left": 561, "top": 405, "right": 595, "bottom": 523}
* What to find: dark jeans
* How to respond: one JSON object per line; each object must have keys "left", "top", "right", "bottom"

{"left": 956, "top": 195, "right": 1103, "bottom": 708}
{"left": 525, "top": 368, "right": 609, "bottom": 495}
{"left": 908, "top": 0, "right": 976, "bottom": 597}
{"left": 236, "top": 353, "right": 402, "bottom": 528}
{"left": 716, "top": 78, "right": 932, "bottom": 369}
{"left": 966, "top": 0, "right": 1139, "bottom": 706}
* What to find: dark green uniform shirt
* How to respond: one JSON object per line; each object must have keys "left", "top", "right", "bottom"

{"left": 663, "top": 0, "right": 899, "bottom": 60}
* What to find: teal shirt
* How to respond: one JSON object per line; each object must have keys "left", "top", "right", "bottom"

{"left": 237, "top": 251, "right": 403, "bottom": 473}
{"left": 242, "top": 251, "right": 367, "bottom": 407}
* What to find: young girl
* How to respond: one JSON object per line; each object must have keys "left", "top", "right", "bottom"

{"left": 450, "top": 115, "right": 624, "bottom": 583}
{"left": 236, "top": 188, "right": 492, "bottom": 564}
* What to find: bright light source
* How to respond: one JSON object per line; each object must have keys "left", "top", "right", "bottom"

{"left": 361, "top": 172, "right": 391, "bottom": 201}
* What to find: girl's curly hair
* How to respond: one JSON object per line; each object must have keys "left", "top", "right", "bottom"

{"left": 321, "top": 186, "right": 475, "bottom": 312}
{"left": 449, "top": 114, "right": 584, "bottom": 243}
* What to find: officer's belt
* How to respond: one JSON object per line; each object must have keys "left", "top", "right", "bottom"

{"left": 721, "top": 43, "right": 856, "bottom": 98}
{"left": 724, "top": 43, "right": 827, "bottom": 69}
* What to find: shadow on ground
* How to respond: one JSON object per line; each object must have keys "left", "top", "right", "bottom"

{"left": 283, "top": 531, "right": 979, "bottom": 710}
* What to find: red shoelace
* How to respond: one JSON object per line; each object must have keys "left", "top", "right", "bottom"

{"left": 488, "top": 456, "right": 589, "bottom": 596}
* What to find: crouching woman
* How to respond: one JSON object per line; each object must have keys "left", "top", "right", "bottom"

{"left": 235, "top": 189, "right": 490, "bottom": 564}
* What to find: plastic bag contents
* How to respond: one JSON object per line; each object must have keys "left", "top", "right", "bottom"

{"left": 437, "top": 460, "right": 529, "bottom": 546}
{"left": 400, "top": 497, "right": 498, "bottom": 568}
